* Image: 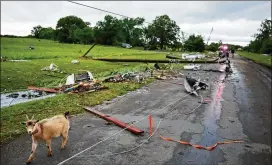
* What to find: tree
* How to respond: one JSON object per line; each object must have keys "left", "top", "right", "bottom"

{"left": 183, "top": 34, "right": 205, "bottom": 52}
{"left": 31, "top": 25, "right": 43, "bottom": 38}
{"left": 93, "top": 15, "right": 121, "bottom": 45}
{"left": 205, "top": 42, "right": 219, "bottom": 52}
{"left": 39, "top": 27, "right": 55, "bottom": 40}
{"left": 74, "top": 27, "right": 94, "bottom": 44}
{"left": 145, "top": 15, "right": 180, "bottom": 50}
{"left": 119, "top": 17, "right": 145, "bottom": 46}
{"left": 247, "top": 19, "right": 272, "bottom": 54}
{"left": 55, "top": 15, "right": 87, "bottom": 43}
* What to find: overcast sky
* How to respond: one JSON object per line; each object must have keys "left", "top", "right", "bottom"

{"left": 1, "top": 1, "right": 271, "bottom": 46}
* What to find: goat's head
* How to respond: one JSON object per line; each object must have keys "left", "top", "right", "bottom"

{"left": 21, "top": 115, "right": 39, "bottom": 135}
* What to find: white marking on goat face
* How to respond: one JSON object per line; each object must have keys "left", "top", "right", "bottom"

{"left": 24, "top": 121, "right": 36, "bottom": 135}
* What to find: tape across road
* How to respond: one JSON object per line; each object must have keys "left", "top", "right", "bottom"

{"left": 148, "top": 115, "right": 243, "bottom": 151}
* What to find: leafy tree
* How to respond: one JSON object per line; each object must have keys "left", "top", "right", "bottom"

{"left": 31, "top": 25, "right": 43, "bottom": 38}
{"left": 205, "top": 42, "right": 219, "bottom": 52}
{"left": 145, "top": 15, "right": 180, "bottom": 50}
{"left": 119, "top": 17, "right": 145, "bottom": 46}
{"left": 39, "top": 27, "right": 55, "bottom": 40}
{"left": 55, "top": 15, "right": 87, "bottom": 43}
{"left": 247, "top": 19, "right": 272, "bottom": 54}
{"left": 183, "top": 34, "right": 205, "bottom": 52}
{"left": 74, "top": 27, "right": 94, "bottom": 44}
{"left": 93, "top": 15, "right": 121, "bottom": 45}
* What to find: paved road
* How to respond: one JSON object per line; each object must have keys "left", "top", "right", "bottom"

{"left": 1, "top": 57, "right": 271, "bottom": 165}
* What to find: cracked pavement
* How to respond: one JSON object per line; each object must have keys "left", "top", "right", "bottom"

{"left": 1, "top": 56, "right": 271, "bottom": 165}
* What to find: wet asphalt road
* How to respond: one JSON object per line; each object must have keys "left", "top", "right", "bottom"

{"left": 1, "top": 56, "right": 271, "bottom": 165}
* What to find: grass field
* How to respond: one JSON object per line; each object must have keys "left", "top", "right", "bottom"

{"left": 0, "top": 37, "right": 184, "bottom": 143}
{"left": 238, "top": 51, "right": 271, "bottom": 68}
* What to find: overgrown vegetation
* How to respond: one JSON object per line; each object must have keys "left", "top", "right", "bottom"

{"left": 243, "top": 19, "right": 272, "bottom": 54}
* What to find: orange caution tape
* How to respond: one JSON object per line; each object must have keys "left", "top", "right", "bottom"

{"left": 149, "top": 115, "right": 153, "bottom": 136}
{"left": 160, "top": 135, "right": 243, "bottom": 151}
{"left": 148, "top": 115, "right": 243, "bottom": 151}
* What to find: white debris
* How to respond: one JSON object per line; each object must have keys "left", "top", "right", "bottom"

{"left": 65, "top": 71, "right": 94, "bottom": 85}
{"left": 184, "top": 64, "right": 201, "bottom": 70}
{"left": 71, "top": 60, "right": 79, "bottom": 64}
{"left": 181, "top": 53, "right": 206, "bottom": 60}
{"left": 9, "top": 60, "right": 30, "bottom": 62}
{"left": 184, "top": 78, "right": 198, "bottom": 96}
{"left": 41, "top": 63, "right": 59, "bottom": 71}
{"left": 65, "top": 74, "right": 75, "bottom": 85}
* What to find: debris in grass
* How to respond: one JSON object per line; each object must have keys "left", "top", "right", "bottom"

{"left": 71, "top": 60, "right": 79, "bottom": 64}
{"left": 1, "top": 56, "right": 8, "bottom": 62}
{"left": 41, "top": 63, "right": 64, "bottom": 73}
{"left": 29, "top": 46, "right": 35, "bottom": 50}
{"left": 103, "top": 72, "right": 145, "bottom": 83}
{"left": 9, "top": 60, "right": 30, "bottom": 62}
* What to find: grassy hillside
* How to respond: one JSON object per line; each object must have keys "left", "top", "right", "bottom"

{"left": 0, "top": 37, "right": 183, "bottom": 143}
{"left": 0, "top": 37, "right": 171, "bottom": 92}
{"left": 1, "top": 37, "right": 166, "bottom": 60}
{"left": 238, "top": 51, "right": 271, "bottom": 68}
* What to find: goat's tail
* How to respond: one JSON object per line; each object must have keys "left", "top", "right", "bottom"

{"left": 64, "top": 111, "right": 70, "bottom": 119}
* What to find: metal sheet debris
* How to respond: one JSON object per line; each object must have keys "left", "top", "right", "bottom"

{"left": 184, "top": 64, "right": 201, "bottom": 70}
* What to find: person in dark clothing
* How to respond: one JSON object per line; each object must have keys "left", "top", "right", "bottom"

{"left": 231, "top": 49, "right": 235, "bottom": 58}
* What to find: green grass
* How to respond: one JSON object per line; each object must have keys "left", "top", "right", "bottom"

{"left": 1, "top": 37, "right": 165, "bottom": 60}
{"left": 238, "top": 51, "right": 272, "bottom": 68}
{"left": 0, "top": 80, "right": 152, "bottom": 143}
{"left": 0, "top": 37, "right": 184, "bottom": 143}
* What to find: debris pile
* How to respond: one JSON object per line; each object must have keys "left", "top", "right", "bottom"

{"left": 41, "top": 63, "right": 64, "bottom": 73}
{"left": 184, "top": 76, "right": 208, "bottom": 96}
{"left": 28, "top": 71, "right": 107, "bottom": 95}
{"left": 184, "top": 64, "right": 201, "bottom": 70}
{"left": 103, "top": 72, "right": 145, "bottom": 83}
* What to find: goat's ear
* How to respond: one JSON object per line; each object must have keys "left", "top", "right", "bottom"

{"left": 21, "top": 122, "right": 26, "bottom": 125}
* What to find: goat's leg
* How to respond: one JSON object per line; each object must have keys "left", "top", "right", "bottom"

{"left": 26, "top": 140, "right": 38, "bottom": 164}
{"left": 46, "top": 140, "right": 52, "bottom": 157}
{"left": 61, "top": 131, "right": 69, "bottom": 149}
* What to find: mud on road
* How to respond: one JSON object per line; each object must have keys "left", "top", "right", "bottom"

{"left": 1, "top": 57, "right": 271, "bottom": 165}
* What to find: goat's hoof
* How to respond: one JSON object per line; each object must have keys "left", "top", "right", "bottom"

{"left": 47, "top": 152, "right": 52, "bottom": 157}
{"left": 26, "top": 160, "right": 31, "bottom": 164}
{"left": 61, "top": 146, "right": 66, "bottom": 150}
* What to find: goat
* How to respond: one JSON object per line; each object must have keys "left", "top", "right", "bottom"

{"left": 21, "top": 112, "right": 70, "bottom": 164}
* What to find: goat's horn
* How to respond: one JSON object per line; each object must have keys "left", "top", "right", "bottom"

{"left": 31, "top": 115, "right": 34, "bottom": 120}
{"left": 26, "top": 115, "right": 29, "bottom": 120}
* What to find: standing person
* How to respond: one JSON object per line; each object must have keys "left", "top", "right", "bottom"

{"left": 231, "top": 48, "right": 235, "bottom": 58}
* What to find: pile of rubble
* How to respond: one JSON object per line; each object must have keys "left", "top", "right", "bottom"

{"left": 29, "top": 71, "right": 107, "bottom": 94}
{"left": 103, "top": 72, "right": 145, "bottom": 83}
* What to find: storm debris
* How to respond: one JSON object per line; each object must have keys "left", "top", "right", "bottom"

{"left": 184, "top": 76, "right": 208, "bottom": 96}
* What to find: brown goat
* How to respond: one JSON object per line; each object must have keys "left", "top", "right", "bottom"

{"left": 22, "top": 112, "right": 70, "bottom": 164}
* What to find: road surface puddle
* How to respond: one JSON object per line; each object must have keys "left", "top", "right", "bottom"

{"left": 183, "top": 74, "right": 226, "bottom": 164}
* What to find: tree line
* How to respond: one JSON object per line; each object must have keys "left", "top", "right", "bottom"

{"left": 28, "top": 15, "right": 271, "bottom": 54}
{"left": 30, "top": 15, "right": 206, "bottom": 52}
{"left": 243, "top": 19, "right": 272, "bottom": 54}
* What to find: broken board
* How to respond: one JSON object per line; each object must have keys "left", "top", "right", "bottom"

{"left": 84, "top": 106, "right": 144, "bottom": 135}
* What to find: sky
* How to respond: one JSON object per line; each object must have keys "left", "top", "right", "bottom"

{"left": 1, "top": 1, "right": 271, "bottom": 46}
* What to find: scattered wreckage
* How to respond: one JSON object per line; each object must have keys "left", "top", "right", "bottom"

{"left": 184, "top": 76, "right": 208, "bottom": 96}
{"left": 27, "top": 71, "right": 107, "bottom": 95}
{"left": 103, "top": 72, "right": 145, "bottom": 83}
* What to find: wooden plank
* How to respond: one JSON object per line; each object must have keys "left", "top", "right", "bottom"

{"left": 84, "top": 106, "right": 144, "bottom": 135}
{"left": 28, "top": 86, "right": 58, "bottom": 93}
